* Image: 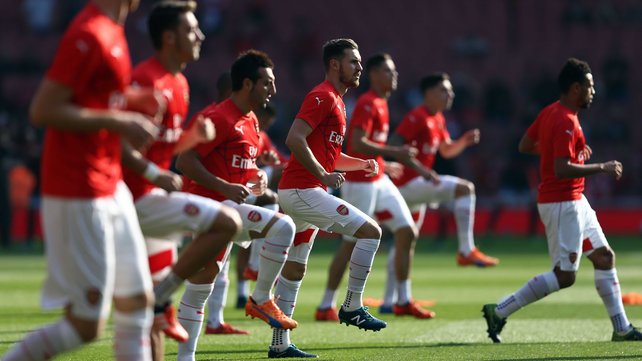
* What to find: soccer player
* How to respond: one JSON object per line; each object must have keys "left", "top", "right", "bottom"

{"left": 120, "top": 1, "right": 243, "bottom": 358}
{"left": 175, "top": 50, "right": 297, "bottom": 360}
{"left": 2, "top": 1, "right": 159, "bottom": 360}
{"left": 315, "top": 53, "right": 435, "bottom": 321}
{"left": 482, "top": 58, "right": 642, "bottom": 343}
{"left": 275, "top": 38, "right": 385, "bottom": 358}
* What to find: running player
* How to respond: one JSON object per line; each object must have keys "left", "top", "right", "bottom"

{"left": 120, "top": 2, "right": 243, "bottom": 358}
{"left": 175, "top": 50, "right": 297, "bottom": 360}
{"left": 315, "top": 53, "right": 435, "bottom": 321}
{"left": 3, "top": 1, "right": 157, "bottom": 360}
{"left": 482, "top": 58, "right": 642, "bottom": 343}
{"left": 274, "top": 38, "right": 385, "bottom": 358}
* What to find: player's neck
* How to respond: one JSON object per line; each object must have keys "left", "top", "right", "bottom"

{"left": 423, "top": 103, "right": 439, "bottom": 115}
{"left": 559, "top": 97, "right": 579, "bottom": 113}
{"left": 156, "top": 52, "right": 185, "bottom": 75}
{"left": 230, "top": 93, "right": 252, "bottom": 114}
{"left": 93, "top": 0, "right": 128, "bottom": 24}
{"left": 325, "top": 76, "right": 348, "bottom": 96}
{"left": 371, "top": 85, "right": 390, "bottom": 99}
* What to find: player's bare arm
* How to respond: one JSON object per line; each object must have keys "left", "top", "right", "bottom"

{"left": 335, "top": 153, "right": 379, "bottom": 177}
{"left": 389, "top": 133, "right": 440, "bottom": 183}
{"left": 518, "top": 133, "right": 540, "bottom": 155}
{"left": 554, "top": 157, "right": 623, "bottom": 180}
{"left": 176, "top": 149, "right": 250, "bottom": 203}
{"left": 30, "top": 79, "right": 158, "bottom": 149}
{"left": 285, "top": 118, "right": 345, "bottom": 187}
{"left": 439, "top": 128, "right": 480, "bottom": 159}
{"left": 350, "top": 127, "right": 417, "bottom": 162}
{"left": 121, "top": 142, "right": 182, "bottom": 192}
{"left": 174, "top": 115, "right": 216, "bottom": 154}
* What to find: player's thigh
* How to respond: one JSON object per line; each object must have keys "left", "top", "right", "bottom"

{"left": 341, "top": 181, "right": 377, "bottom": 215}
{"left": 373, "top": 176, "right": 415, "bottom": 233}
{"left": 223, "top": 201, "right": 280, "bottom": 242}
{"left": 538, "top": 200, "right": 583, "bottom": 272}
{"left": 400, "top": 175, "right": 459, "bottom": 206}
{"left": 135, "top": 189, "right": 221, "bottom": 238}
{"left": 41, "top": 196, "right": 116, "bottom": 320}
{"left": 112, "top": 183, "right": 153, "bottom": 298}
{"left": 578, "top": 195, "right": 610, "bottom": 255}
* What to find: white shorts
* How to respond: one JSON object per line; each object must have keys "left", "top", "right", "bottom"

{"left": 41, "top": 182, "right": 152, "bottom": 320}
{"left": 537, "top": 195, "right": 609, "bottom": 272}
{"left": 135, "top": 189, "right": 222, "bottom": 239}
{"left": 146, "top": 236, "right": 180, "bottom": 283}
{"left": 223, "top": 200, "right": 280, "bottom": 249}
{"left": 398, "top": 175, "right": 460, "bottom": 227}
{"left": 278, "top": 187, "right": 374, "bottom": 264}
{"left": 341, "top": 176, "right": 414, "bottom": 237}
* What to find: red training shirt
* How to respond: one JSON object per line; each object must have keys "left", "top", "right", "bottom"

{"left": 526, "top": 101, "right": 586, "bottom": 203}
{"left": 279, "top": 80, "right": 347, "bottom": 190}
{"left": 42, "top": 3, "right": 131, "bottom": 198}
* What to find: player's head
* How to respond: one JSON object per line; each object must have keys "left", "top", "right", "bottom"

{"left": 216, "top": 71, "right": 232, "bottom": 102}
{"left": 558, "top": 58, "right": 594, "bottom": 109}
{"left": 365, "top": 53, "right": 397, "bottom": 94}
{"left": 323, "top": 38, "right": 362, "bottom": 88}
{"left": 148, "top": 1, "right": 204, "bottom": 62}
{"left": 231, "top": 50, "right": 276, "bottom": 110}
{"left": 255, "top": 104, "right": 276, "bottom": 131}
{"left": 420, "top": 73, "right": 454, "bottom": 113}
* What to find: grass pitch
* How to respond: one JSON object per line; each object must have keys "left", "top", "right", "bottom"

{"left": 1, "top": 235, "right": 641, "bottom": 360}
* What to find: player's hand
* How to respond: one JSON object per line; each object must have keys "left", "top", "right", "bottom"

{"left": 580, "top": 144, "right": 592, "bottom": 161}
{"left": 421, "top": 168, "right": 441, "bottom": 185}
{"left": 116, "top": 112, "right": 159, "bottom": 150}
{"left": 322, "top": 172, "right": 346, "bottom": 189}
{"left": 363, "top": 159, "right": 379, "bottom": 178}
{"left": 188, "top": 115, "right": 216, "bottom": 143}
{"left": 258, "top": 150, "right": 281, "bottom": 166}
{"left": 393, "top": 145, "right": 419, "bottom": 163}
{"left": 384, "top": 161, "right": 404, "bottom": 180}
{"left": 601, "top": 160, "right": 623, "bottom": 180}
{"left": 222, "top": 182, "right": 252, "bottom": 204}
{"left": 462, "top": 129, "right": 480, "bottom": 146}
{"left": 248, "top": 169, "right": 268, "bottom": 196}
{"left": 153, "top": 170, "right": 183, "bottom": 192}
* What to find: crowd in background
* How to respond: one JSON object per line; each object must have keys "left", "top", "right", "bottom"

{"left": 2, "top": 0, "right": 642, "bottom": 246}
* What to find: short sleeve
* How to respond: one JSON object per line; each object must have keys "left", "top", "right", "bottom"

{"left": 395, "top": 113, "right": 417, "bottom": 142}
{"left": 46, "top": 29, "right": 102, "bottom": 92}
{"left": 295, "top": 91, "right": 334, "bottom": 129}
{"left": 551, "top": 118, "right": 575, "bottom": 158}
{"left": 350, "top": 100, "right": 375, "bottom": 135}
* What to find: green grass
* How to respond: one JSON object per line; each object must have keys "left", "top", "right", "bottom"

{"left": 1, "top": 236, "right": 642, "bottom": 360}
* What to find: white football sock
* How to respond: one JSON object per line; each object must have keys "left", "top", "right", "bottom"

{"left": 397, "top": 279, "right": 412, "bottom": 305}
{"left": 319, "top": 288, "right": 338, "bottom": 310}
{"left": 454, "top": 194, "right": 476, "bottom": 255}
{"left": 207, "top": 262, "right": 229, "bottom": 328}
{"left": 113, "top": 308, "right": 153, "bottom": 361}
{"left": 252, "top": 216, "right": 294, "bottom": 304}
{"left": 496, "top": 271, "right": 559, "bottom": 318}
{"left": 2, "top": 318, "right": 83, "bottom": 361}
{"left": 177, "top": 281, "right": 214, "bottom": 361}
{"left": 595, "top": 268, "right": 631, "bottom": 333}
{"left": 344, "top": 238, "right": 379, "bottom": 311}
{"left": 154, "top": 271, "right": 184, "bottom": 306}
{"left": 272, "top": 276, "right": 301, "bottom": 352}
{"left": 382, "top": 245, "right": 397, "bottom": 307}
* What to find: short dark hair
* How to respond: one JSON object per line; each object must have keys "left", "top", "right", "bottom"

{"left": 558, "top": 58, "right": 592, "bottom": 93}
{"left": 230, "top": 50, "right": 274, "bottom": 91}
{"left": 365, "top": 53, "right": 392, "bottom": 75}
{"left": 322, "top": 38, "right": 359, "bottom": 70}
{"left": 420, "top": 73, "right": 449, "bottom": 94}
{"left": 215, "top": 71, "right": 232, "bottom": 100}
{"left": 148, "top": 1, "right": 197, "bottom": 50}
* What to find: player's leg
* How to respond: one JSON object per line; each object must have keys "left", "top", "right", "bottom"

{"left": 111, "top": 182, "right": 155, "bottom": 361}
{"left": 317, "top": 181, "right": 376, "bottom": 321}
{"left": 578, "top": 196, "right": 642, "bottom": 341}
{"left": 205, "top": 257, "right": 249, "bottom": 335}
{"left": 3, "top": 197, "right": 117, "bottom": 360}
{"left": 233, "top": 203, "right": 296, "bottom": 330}
{"left": 235, "top": 246, "right": 251, "bottom": 308}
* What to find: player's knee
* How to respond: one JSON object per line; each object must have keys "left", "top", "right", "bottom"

{"left": 590, "top": 247, "right": 615, "bottom": 269}
{"left": 282, "top": 261, "right": 306, "bottom": 281}
{"left": 355, "top": 220, "right": 381, "bottom": 240}
{"left": 455, "top": 180, "right": 475, "bottom": 197}
{"left": 214, "top": 205, "right": 243, "bottom": 238}
{"left": 66, "top": 315, "right": 103, "bottom": 342}
{"left": 396, "top": 225, "right": 418, "bottom": 243}
{"left": 554, "top": 269, "right": 576, "bottom": 289}
{"left": 113, "top": 292, "right": 154, "bottom": 312}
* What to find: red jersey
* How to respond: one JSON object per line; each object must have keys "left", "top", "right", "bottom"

{"left": 183, "top": 99, "right": 260, "bottom": 201}
{"left": 345, "top": 90, "right": 388, "bottom": 182}
{"left": 123, "top": 57, "right": 189, "bottom": 200}
{"left": 393, "top": 106, "right": 450, "bottom": 187}
{"left": 526, "top": 101, "right": 586, "bottom": 203}
{"left": 42, "top": 3, "right": 131, "bottom": 198}
{"left": 258, "top": 131, "right": 288, "bottom": 164}
{"left": 279, "top": 80, "right": 347, "bottom": 190}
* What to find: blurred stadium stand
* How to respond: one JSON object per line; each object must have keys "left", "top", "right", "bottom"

{"left": 2, "top": 0, "right": 642, "bottom": 245}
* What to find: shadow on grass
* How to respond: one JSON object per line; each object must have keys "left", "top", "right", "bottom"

{"left": 494, "top": 357, "right": 642, "bottom": 361}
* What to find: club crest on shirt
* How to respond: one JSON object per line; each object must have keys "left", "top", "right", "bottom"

{"left": 183, "top": 203, "right": 200, "bottom": 216}
{"left": 86, "top": 287, "right": 102, "bottom": 306}
{"left": 336, "top": 204, "right": 349, "bottom": 216}
{"left": 248, "top": 210, "right": 262, "bottom": 222}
